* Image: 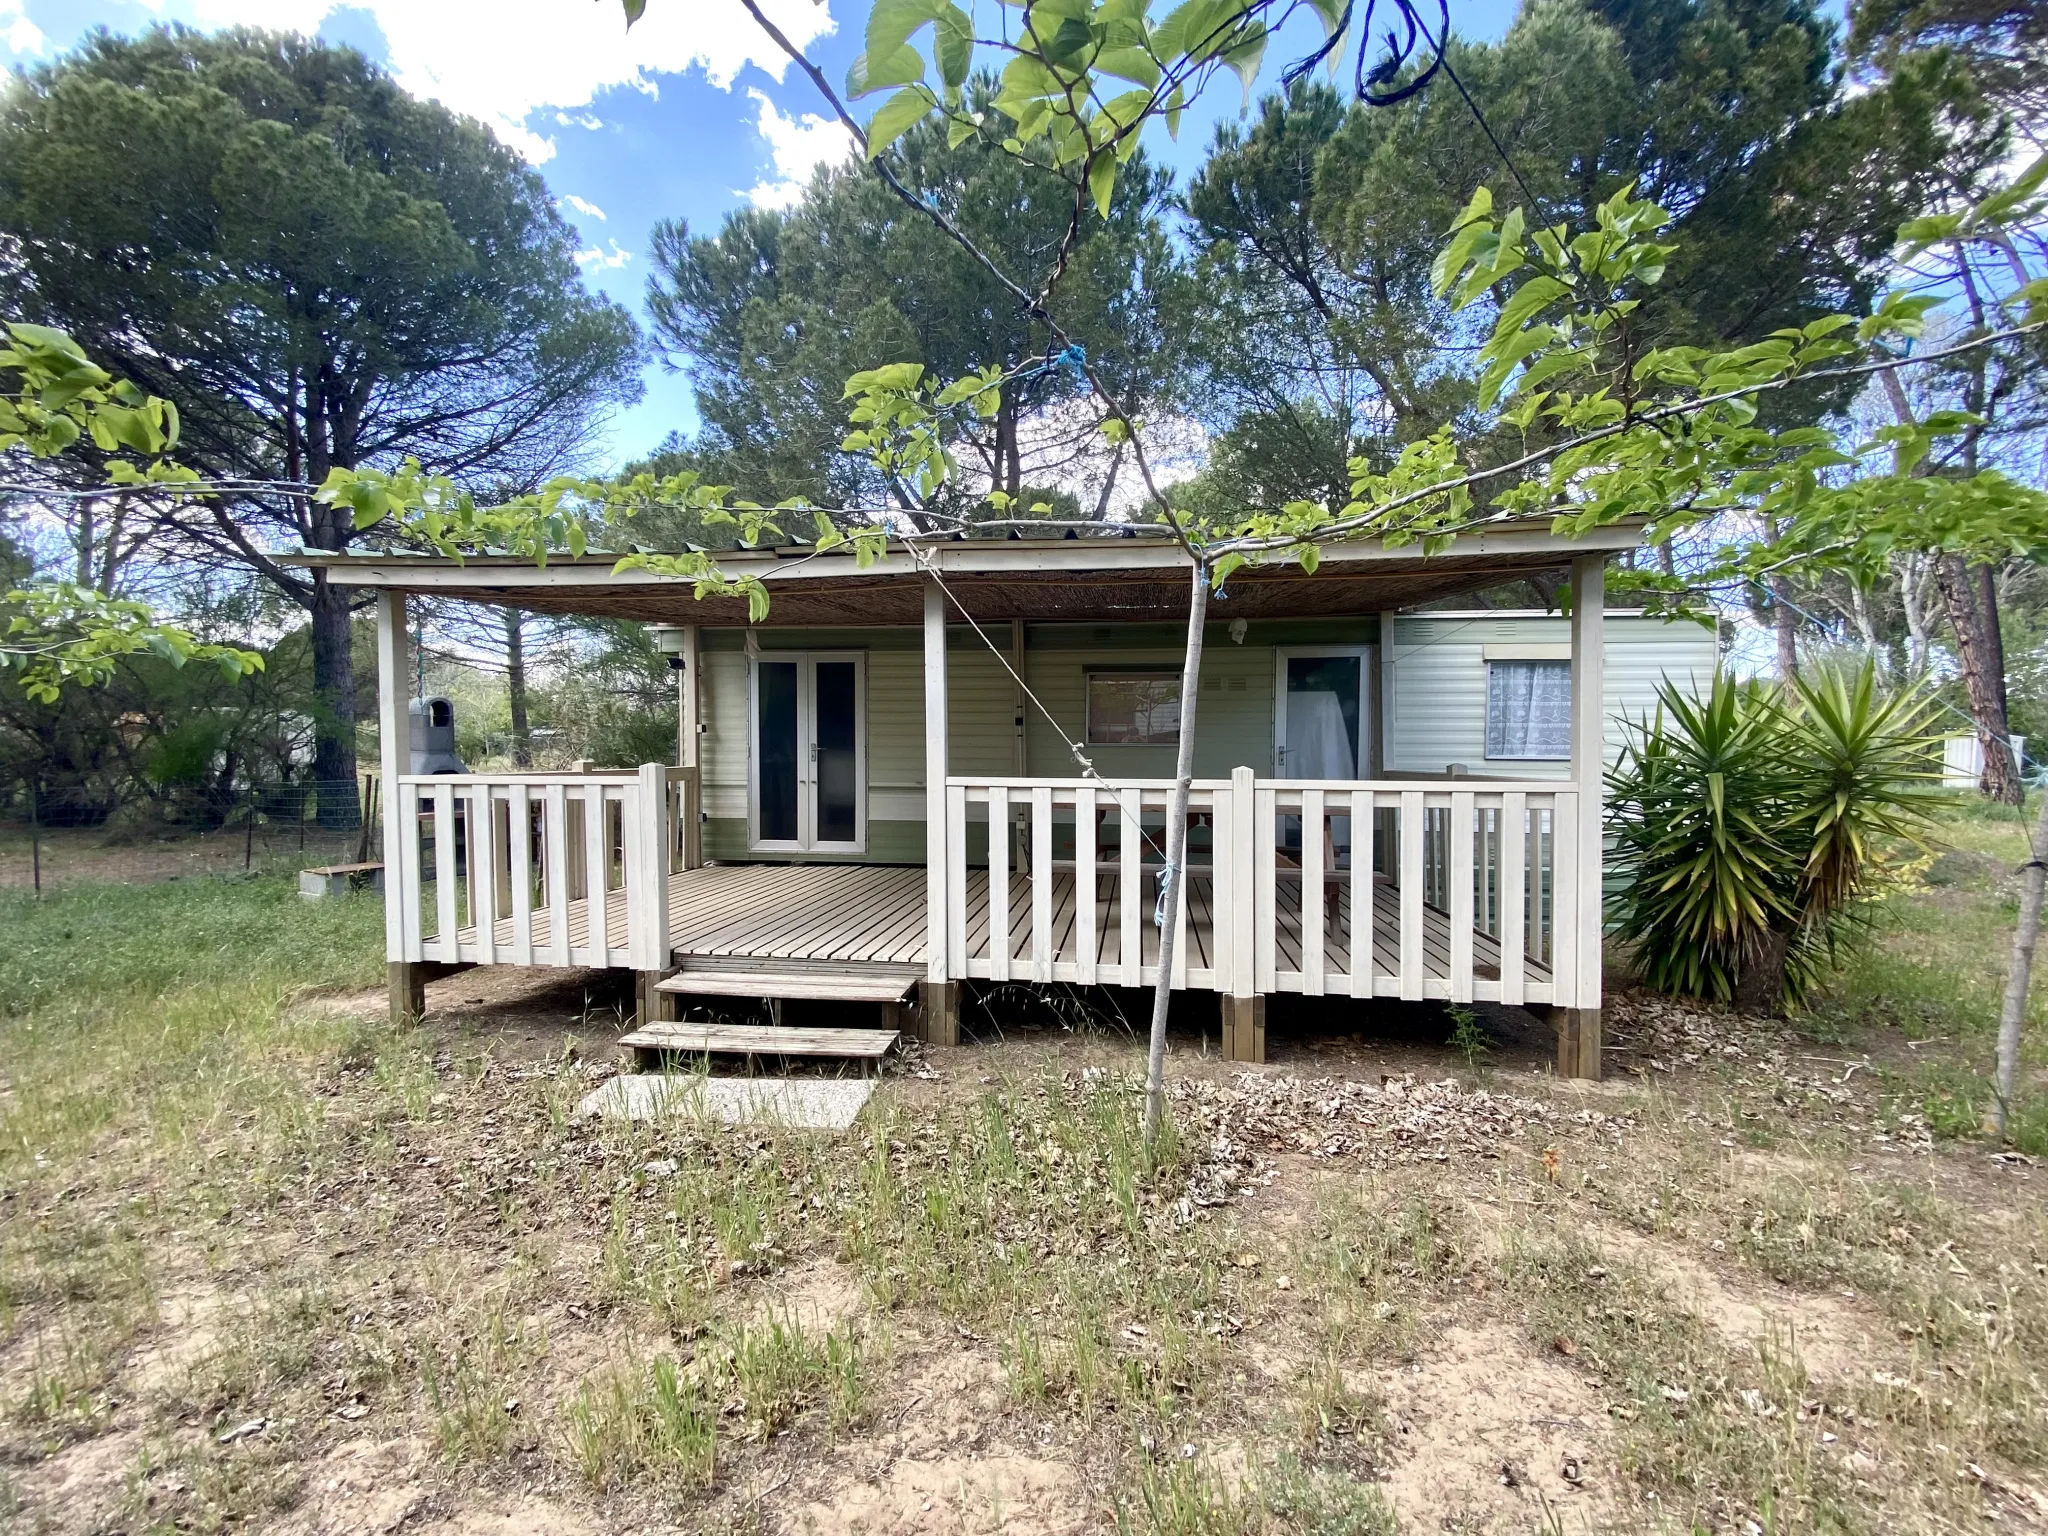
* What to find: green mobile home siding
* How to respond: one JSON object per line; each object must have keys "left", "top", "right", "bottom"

{"left": 695, "top": 618, "right": 1380, "bottom": 864}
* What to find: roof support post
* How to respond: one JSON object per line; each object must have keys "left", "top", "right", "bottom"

{"left": 678, "top": 623, "right": 699, "bottom": 769}
{"left": 376, "top": 589, "right": 409, "bottom": 970}
{"left": 924, "top": 579, "right": 950, "bottom": 986}
{"left": 1377, "top": 610, "right": 1398, "bottom": 776}
{"left": 1568, "top": 554, "right": 1606, "bottom": 1056}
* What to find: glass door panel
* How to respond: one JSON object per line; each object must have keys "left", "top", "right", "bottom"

{"left": 812, "top": 660, "right": 859, "bottom": 846}
{"left": 756, "top": 660, "right": 801, "bottom": 844}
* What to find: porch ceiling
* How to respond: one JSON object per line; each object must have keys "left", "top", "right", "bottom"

{"left": 288, "top": 521, "right": 1642, "bottom": 626}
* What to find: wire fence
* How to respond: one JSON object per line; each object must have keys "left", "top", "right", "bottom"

{"left": 0, "top": 777, "right": 382, "bottom": 893}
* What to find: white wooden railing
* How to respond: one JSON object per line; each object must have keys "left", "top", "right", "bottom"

{"left": 388, "top": 764, "right": 695, "bottom": 971}
{"left": 942, "top": 767, "right": 1582, "bottom": 1008}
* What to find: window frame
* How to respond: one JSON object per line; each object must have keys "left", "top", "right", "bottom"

{"left": 1084, "top": 667, "right": 1183, "bottom": 748}
{"left": 1483, "top": 658, "right": 1573, "bottom": 762}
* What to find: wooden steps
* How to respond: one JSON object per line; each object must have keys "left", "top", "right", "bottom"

{"left": 654, "top": 967, "right": 920, "bottom": 1004}
{"left": 618, "top": 1022, "right": 899, "bottom": 1063}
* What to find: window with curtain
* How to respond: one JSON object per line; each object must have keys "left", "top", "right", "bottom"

{"left": 1486, "top": 661, "right": 1572, "bottom": 759}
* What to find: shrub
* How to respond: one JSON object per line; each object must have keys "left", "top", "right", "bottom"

{"left": 1607, "top": 661, "right": 1939, "bottom": 1011}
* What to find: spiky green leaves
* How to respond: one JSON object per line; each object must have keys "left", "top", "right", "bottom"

{"left": 1608, "top": 665, "right": 1940, "bottom": 1009}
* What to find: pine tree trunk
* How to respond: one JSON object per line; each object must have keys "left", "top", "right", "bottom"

{"left": 1144, "top": 559, "right": 1209, "bottom": 1142}
{"left": 506, "top": 611, "right": 532, "bottom": 768}
{"left": 308, "top": 570, "right": 360, "bottom": 829}
{"left": 1773, "top": 588, "right": 1799, "bottom": 682}
{"left": 995, "top": 384, "right": 1022, "bottom": 499}
{"left": 1880, "top": 370, "right": 2020, "bottom": 801}
{"left": 1993, "top": 789, "right": 2048, "bottom": 1137}
{"left": 1934, "top": 554, "right": 2023, "bottom": 804}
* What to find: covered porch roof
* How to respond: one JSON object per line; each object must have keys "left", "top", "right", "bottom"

{"left": 286, "top": 520, "right": 1644, "bottom": 627}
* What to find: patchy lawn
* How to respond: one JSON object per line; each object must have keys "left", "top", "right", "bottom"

{"left": 1, "top": 801, "right": 2043, "bottom": 1534}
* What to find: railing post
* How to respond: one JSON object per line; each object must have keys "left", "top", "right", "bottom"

{"left": 1398, "top": 790, "right": 1425, "bottom": 1001}
{"left": 629, "top": 763, "right": 672, "bottom": 975}
{"left": 669, "top": 765, "right": 702, "bottom": 871}
{"left": 1228, "top": 766, "right": 1257, "bottom": 998}
{"left": 1447, "top": 790, "right": 1475, "bottom": 1002}
{"left": 1221, "top": 766, "right": 1264, "bottom": 1062}
{"left": 987, "top": 785, "right": 1011, "bottom": 982}
{"left": 471, "top": 784, "right": 498, "bottom": 966}
{"left": 1499, "top": 790, "right": 1527, "bottom": 1007}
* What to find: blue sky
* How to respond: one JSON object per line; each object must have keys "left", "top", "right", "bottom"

{"left": 5, "top": 0, "right": 1519, "bottom": 469}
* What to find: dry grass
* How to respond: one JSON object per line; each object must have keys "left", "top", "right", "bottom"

{"left": 1, "top": 813, "right": 2044, "bottom": 1534}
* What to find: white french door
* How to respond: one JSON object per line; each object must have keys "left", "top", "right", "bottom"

{"left": 748, "top": 652, "right": 866, "bottom": 854}
{"left": 1273, "top": 646, "right": 1372, "bottom": 874}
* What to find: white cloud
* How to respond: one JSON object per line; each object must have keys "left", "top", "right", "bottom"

{"left": 744, "top": 87, "right": 857, "bottom": 209}
{"left": 0, "top": 0, "right": 44, "bottom": 55}
{"left": 562, "top": 194, "right": 608, "bottom": 222}
{"left": 574, "top": 239, "right": 634, "bottom": 271}
{"left": 554, "top": 111, "right": 605, "bottom": 130}
{"left": 174, "top": 0, "right": 837, "bottom": 163}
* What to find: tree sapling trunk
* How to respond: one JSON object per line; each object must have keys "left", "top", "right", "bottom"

{"left": 1144, "top": 558, "right": 1210, "bottom": 1142}
{"left": 507, "top": 610, "right": 532, "bottom": 768}
{"left": 1993, "top": 788, "right": 2048, "bottom": 1138}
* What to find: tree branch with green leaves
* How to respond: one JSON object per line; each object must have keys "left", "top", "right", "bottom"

{"left": 0, "top": 325, "right": 263, "bottom": 701}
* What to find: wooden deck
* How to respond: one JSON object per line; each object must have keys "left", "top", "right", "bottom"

{"left": 451, "top": 861, "right": 1545, "bottom": 992}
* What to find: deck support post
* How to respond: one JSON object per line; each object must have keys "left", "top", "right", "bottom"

{"left": 389, "top": 961, "right": 426, "bottom": 1028}
{"left": 915, "top": 980, "right": 959, "bottom": 1047}
{"left": 1220, "top": 994, "right": 1265, "bottom": 1064}
{"left": 1567, "top": 553, "right": 1606, "bottom": 1080}
{"left": 634, "top": 970, "right": 672, "bottom": 1027}
{"left": 388, "top": 960, "right": 468, "bottom": 1028}
{"left": 1556, "top": 1007, "right": 1602, "bottom": 1080}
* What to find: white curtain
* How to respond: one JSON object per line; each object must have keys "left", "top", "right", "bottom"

{"left": 1285, "top": 690, "right": 1355, "bottom": 778}
{"left": 1487, "top": 662, "right": 1571, "bottom": 759}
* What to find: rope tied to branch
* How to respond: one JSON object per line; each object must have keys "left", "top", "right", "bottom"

{"left": 1015, "top": 342, "right": 1089, "bottom": 387}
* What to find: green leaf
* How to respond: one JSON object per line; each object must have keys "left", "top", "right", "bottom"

{"left": 867, "top": 0, "right": 945, "bottom": 66}
{"left": 933, "top": 2, "right": 974, "bottom": 88}
{"left": 865, "top": 85, "right": 936, "bottom": 159}
{"left": 1094, "top": 46, "right": 1162, "bottom": 88}
{"left": 1088, "top": 151, "right": 1116, "bottom": 219}
{"left": 1490, "top": 274, "right": 1570, "bottom": 340}
{"left": 618, "top": 0, "right": 647, "bottom": 24}
{"left": 1973, "top": 153, "right": 2048, "bottom": 224}
{"left": 847, "top": 44, "right": 927, "bottom": 98}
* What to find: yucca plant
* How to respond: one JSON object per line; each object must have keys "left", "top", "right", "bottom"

{"left": 1607, "top": 661, "right": 1940, "bottom": 1012}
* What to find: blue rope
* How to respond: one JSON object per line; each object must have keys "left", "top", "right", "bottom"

{"left": 1015, "top": 343, "right": 1088, "bottom": 386}
{"left": 1153, "top": 857, "right": 1176, "bottom": 930}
